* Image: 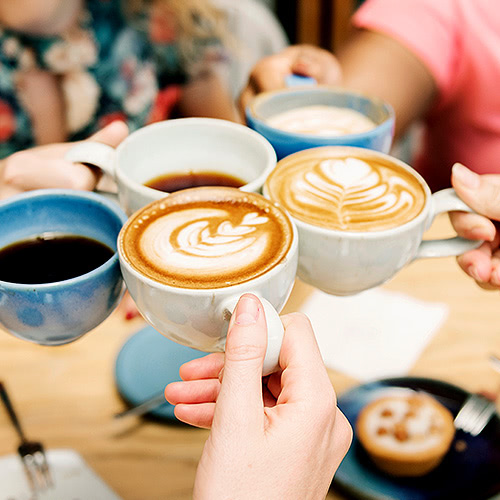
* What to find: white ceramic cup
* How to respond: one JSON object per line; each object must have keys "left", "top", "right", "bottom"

{"left": 117, "top": 189, "right": 299, "bottom": 375}
{"left": 65, "top": 118, "right": 277, "bottom": 215}
{"left": 264, "top": 146, "right": 482, "bottom": 296}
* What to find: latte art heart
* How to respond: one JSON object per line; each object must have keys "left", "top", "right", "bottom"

{"left": 120, "top": 188, "right": 293, "bottom": 289}
{"left": 265, "top": 149, "right": 426, "bottom": 232}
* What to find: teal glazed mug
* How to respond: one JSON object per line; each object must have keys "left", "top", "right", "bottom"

{"left": 246, "top": 86, "right": 395, "bottom": 159}
{"left": 0, "top": 189, "right": 127, "bottom": 345}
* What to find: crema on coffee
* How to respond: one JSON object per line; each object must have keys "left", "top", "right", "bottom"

{"left": 120, "top": 187, "right": 293, "bottom": 289}
{"left": 266, "top": 105, "right": 376, "bottom": 136}
{"left": 265, "top": 148, "right": 426, "bottom": 232}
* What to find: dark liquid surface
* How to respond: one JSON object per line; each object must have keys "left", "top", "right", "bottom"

{"left": 0, "top": 234, "right": 114, "bottom": 284}
{"left": 145, "top": 171, "right": 245, "bottom": 193}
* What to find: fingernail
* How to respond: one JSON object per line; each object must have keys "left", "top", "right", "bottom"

{"left": 234, "top": 295, "right": 259, "bottom": 326}
{"left": 452, "top": 163, "right": 480, "bottom": 189}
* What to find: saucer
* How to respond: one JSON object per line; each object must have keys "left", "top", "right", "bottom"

{"left": 114, "top": 325, "right": 207, "bottom": 421}
{"left": 333, "top": 377, "right": 500, "bottom": 500}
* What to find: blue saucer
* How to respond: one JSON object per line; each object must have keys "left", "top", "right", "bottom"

{"left": 333, "top": 377, "right": 500, "bottom": 500}
{"left": 114, "top": 325, "right": 207, "bottom": 421}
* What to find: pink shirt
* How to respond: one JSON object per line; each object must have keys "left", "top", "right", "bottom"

{"left": 353, "top": 0, "right": 500, "bottom": 191}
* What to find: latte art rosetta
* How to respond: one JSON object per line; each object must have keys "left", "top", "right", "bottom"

{"left": 266, "top": 152, "right": 426, "bottom": 231}
{"left": 120, "top": 188, "right": 293, "bottom": 289}
{"left": 141, "top": 209, "right": 272, "bottom": 277}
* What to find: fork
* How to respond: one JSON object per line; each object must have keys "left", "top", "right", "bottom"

{"left": 454, "top": 392, "right": 497, "bottom": 436}
{"left": 0, "top": 382, "right": 53, "bottom": 493}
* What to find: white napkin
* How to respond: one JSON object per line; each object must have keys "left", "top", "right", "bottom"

{"left": 0, "top": 449, "right": 122, "bottom": 500}
{"left": 297, "top": 286, "right": 449, "bottom": 381}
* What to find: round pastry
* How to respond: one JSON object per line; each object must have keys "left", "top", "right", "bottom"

{"left": 356, "top": 390, "right": 455, "bottom": 476}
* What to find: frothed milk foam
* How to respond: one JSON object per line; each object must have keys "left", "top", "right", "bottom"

{"left": 120, "top": 187, "right": 293, "bottom": 289}
{"left": 265, "top": 148, "right": 426, "bottom": 232}
{"left": 266, "top": 105, "right": 376, "bottom": 136}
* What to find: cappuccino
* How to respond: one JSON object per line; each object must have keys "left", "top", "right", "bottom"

{"left": 266, "top": 105, "right": 376, "bottom": 136}
{"left": 265, "top": 147, "right": 426, "bottom": 232}
{"left": 120, "top": 187, "right": 293, "bottom": 289}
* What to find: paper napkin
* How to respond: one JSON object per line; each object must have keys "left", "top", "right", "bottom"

{"left": 0, "top": 449, "right": 122, "bottom": 500}
{"left": 295, "top": 285, "right": 449, "bottom": 381}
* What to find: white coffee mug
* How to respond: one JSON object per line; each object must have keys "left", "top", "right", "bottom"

{"left": 65, "top": 118, "right": 277, "bottom": 215}
{"left": 117, "top": 188, "right": 299, "bottom": 375}
{"left": 264, "top": 146, "right": 482, "bottom": 296}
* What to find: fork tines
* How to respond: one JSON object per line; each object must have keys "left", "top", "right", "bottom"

{"left": 454, "top": 394, "right": 496, "bottom": 436}
{"left": 18, "top": 441, "right": 53, "bottom": 491}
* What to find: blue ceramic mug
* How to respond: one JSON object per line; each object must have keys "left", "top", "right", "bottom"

{"left": 0, "top": 189, "right": 127, "bottom": 345}
{"left": 246, "top": 85, "right": 395, "bottom": 159}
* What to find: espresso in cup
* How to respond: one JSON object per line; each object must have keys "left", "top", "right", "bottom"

{"left": 0, "top": 189, "right": 127, "bottom": 345}
{"left": 264, "top": 146, "right": 480, "bottom": 296}
{"left": 144, "top": 170, "right": 246, "bottom": 193}
{"left": 66, "top": 118, "right": 277, "bottom": 215}
{"left": 265, "top": 150, "right": 426, "bottom": 232}
{"left": 266, "top": 105, "right": 377, "bottom": 136}
{"left": 120, "top": 187, "right": 294, "bottom": 289}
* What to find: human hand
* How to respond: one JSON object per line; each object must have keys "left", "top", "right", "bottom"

{"left": 0, "top": 121, "right": 128, "bottom": 199}
{"left": 165, "top": 294, "right": 352, "bottom": 500}
{"left": 450, "top": 163, "right": 500, "bottom": 289}
{"left": 239, "top": 44, "right": 342, "bottom": 114}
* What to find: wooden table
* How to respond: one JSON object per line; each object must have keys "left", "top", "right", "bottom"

{"left": 1, "top": 215, "right": 499, "bottom": 499}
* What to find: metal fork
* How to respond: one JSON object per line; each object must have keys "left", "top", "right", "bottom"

{"left": 454, "top": 392, "right": 497, "bottom": 436}
{"left": 0, "top": 382, "right": 53, "bottom": 493}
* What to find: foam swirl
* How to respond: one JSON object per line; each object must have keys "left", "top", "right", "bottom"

{"left": 121, "top": 188, "right": 292, "bottom": 288}
{"left": 266, "top": 105, "right": 376, "bottom": 136}
{"left": 266, "top": 152, "right": 426, "bottom": 231}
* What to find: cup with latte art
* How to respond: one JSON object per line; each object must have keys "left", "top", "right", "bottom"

{"left": 118, "top": 187, "right": 298, "bottom": 375}
{"left": 246, "top": 86, "right": 394, "bottom": 159}
{"left": 264, "top": 146, "right": 481, "bottom": 296}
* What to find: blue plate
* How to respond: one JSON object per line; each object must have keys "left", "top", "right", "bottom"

{"left": 114, "top": 325, "right": 207, "bottom": 421}
{"left": 333, "top": 377, "right": 500, "bottom": 500}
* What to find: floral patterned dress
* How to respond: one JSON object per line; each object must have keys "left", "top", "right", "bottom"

{"left": 0, "top": 0, "right": 225, "bottom": 158}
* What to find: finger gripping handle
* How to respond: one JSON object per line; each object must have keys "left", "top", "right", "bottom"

{"left": 416, "top": 188, "right": 482, "bottom": 259}
{"left": 65, "top": 142, "right": 117, "bottom": 178}
{"left": 221, "top": 296, "right": 283, "bottom": 376}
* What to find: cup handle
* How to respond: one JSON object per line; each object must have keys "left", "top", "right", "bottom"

{"left": 285, "top": 74, "right": 317, "bottom": 87}
{"left": 64, "top": 141, "right": 117, "bottom": 179}
{"left": 415, "top": 188, "right": 483, "bottom": 259}
{"left": 220, "top": 296, "right": 284, "bottom": 376}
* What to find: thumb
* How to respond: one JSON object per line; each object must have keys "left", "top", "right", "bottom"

{"left": 451, "top": 163, "right": 500, "bottom": 221}
{"left": 88, "top": 121, "right": 129, "bottom": 148}
{"left": 212, "top": 294, "right": 267, "bottom": 433}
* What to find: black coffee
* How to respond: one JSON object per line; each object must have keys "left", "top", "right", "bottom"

{"left": 144, "top": 171, "right": 245, "bottom": 193}
{"left": 0, "top": 234, "right": 114, "bottom": 284}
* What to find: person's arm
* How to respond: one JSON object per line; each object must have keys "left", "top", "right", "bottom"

{"left": 336, "top": 30, "right": 436, "bottom": 137}
{"left": 0, "top": 121, "right": 128, "bottom": 199}
{"left": 178, "top": 70, "right": 242, "bottom": 123}
{"left": 165, "top": 294, "right": 352, "bottom": 500}
{"left": 239, "top": 30, "right": 437, "bottom": 138}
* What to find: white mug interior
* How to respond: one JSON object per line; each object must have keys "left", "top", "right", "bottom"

{"left": 66, "top": 118, "right": 277, "bottom": 215}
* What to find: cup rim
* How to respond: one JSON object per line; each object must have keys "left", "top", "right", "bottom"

{"left": 113, "top": 117, "right": 278, "bottom": 199}
{"left": 246, "top": 85, "right": 395, "bottom": 141}
{"left": 263, "top": 146, "right": 432, "bottom": 238}
{"left": 117, "top": 187, "right": 299, "bottom": 294}
{"left": 0, "top": 188, "right": 127, "bottom": 291}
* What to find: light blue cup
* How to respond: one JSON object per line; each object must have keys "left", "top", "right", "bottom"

{"left": 246, "top": 86, "right": 395, "bottom": 159}
{"left": 0, "top": 189, "right": 127, "bottom": 345}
